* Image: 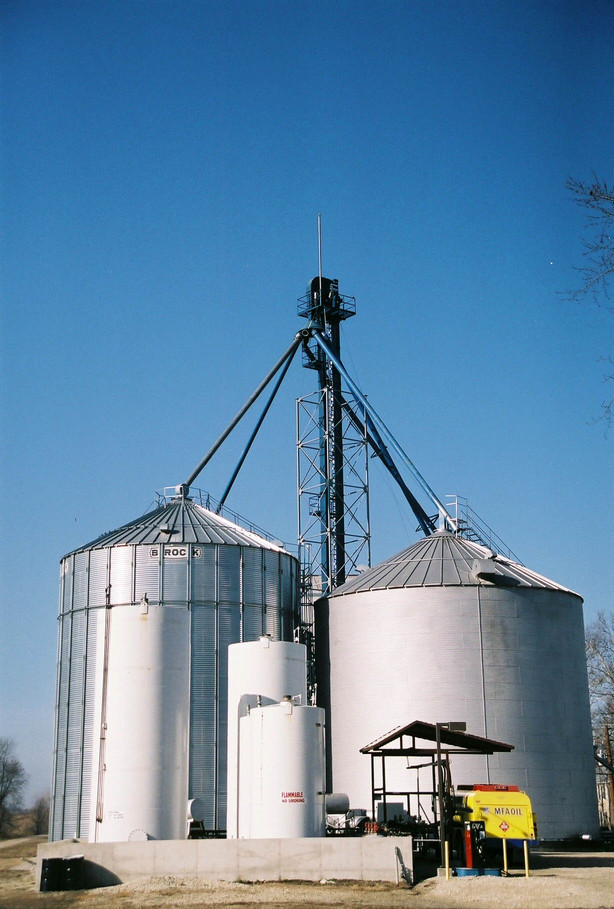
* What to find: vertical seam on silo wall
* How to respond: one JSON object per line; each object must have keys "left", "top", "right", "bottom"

{"left": 214, "top": 545, "right": 219, "bottom": 828}
{"left": 131, "top": 544, "right": 135, "bottom": 605}
{"left": 262, "top": 551, "right": 266, "bottom": 634}
{"left": 50, "top": 567, "right": 64, "bottom": 840}
{"left": 76, "top": 549, "right": 93, "bottom": 837}
{"left": 240, "top": 547, "right": 244, "bottom": 641}
{"left": 477, "top": 584, "right": 490, "bottom": 783}
{"left": 61, "top": 557, "right": 74, "bottom": 838}
{"left": 187, "top": 548, "right": 192, "bottom": 816}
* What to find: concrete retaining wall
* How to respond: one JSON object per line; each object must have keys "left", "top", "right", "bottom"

{"left": 37, "top": 836, "right": 413, "bottom": 888}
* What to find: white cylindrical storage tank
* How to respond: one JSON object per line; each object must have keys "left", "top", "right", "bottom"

{"left": 96, "top": 604, "right": 189, "bottom": 841}
{"left": 238, "top": 701, "right": 326, "bottom": 838}
{"left": 316, "top": 530, "right": 599, "bottom": 840}
{"left": 226, "top": 638, "right": 307, "bottom": 838}
{"left": 50, "top": 492, "right": 300, "bottom": 841}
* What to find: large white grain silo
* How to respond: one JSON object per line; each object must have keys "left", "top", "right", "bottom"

{"left": 50, "top": 491, "right": 300, "bottom": 842}
{"left": 315, "top": 530, "right": 599, "bottom": 840}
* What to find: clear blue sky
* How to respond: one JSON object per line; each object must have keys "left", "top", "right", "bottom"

{"left": 1, "top": 1, "right": 612, "bottom": 803}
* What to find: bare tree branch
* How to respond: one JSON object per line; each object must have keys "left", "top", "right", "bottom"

{"left": 566, "top": 176, "right": 614, "bottom": 434}
{"left": 586, "top": 610, "right": 614, "bottom": 735}
{"left": 566, "top": 175, "right": 614, "bottom": 309}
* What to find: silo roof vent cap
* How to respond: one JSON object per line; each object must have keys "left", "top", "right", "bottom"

{"left": 471, "top": 558, "right": 522, "bottom": 587}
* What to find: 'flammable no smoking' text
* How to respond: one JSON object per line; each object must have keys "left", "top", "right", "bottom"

{"left": 281, "top": 791, "right": 305, "bottom": 803}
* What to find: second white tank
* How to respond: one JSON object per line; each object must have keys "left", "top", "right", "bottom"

{"left": 238, "top": 700, "right": 326, "bottom": 838}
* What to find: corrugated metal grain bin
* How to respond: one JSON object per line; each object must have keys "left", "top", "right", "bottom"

{"left": 50, "top": 494, "right": 300, "bottom": 841}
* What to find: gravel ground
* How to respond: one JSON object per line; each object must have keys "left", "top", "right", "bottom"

{"left": 1, "top": 837, "right": 613, "bottom": 909}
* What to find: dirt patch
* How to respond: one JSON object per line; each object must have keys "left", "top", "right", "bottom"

{"left": 1, "top": 840, "right": 613, "bottom": 909}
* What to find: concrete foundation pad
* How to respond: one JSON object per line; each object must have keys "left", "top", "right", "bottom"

{"left": 238, "top": 838, "right": 282, "bottom": 881}
{"left": 195, "top": 838, "right": 240, "bottom": 881}
{"left": 279, "top": 838, "right": 323, "bottom": 880}
{"left": 37, "top": 836, "right": 412, "bottom": 888}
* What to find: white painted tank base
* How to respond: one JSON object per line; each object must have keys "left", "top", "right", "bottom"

{"left": 94, "top": 604, "right": 189, "bottom": 842}
{"left": 238, "top": 702, "right": 326, "bottom": 838}
{"left": 226, "top": 638, "right": 307, "bottom": 838}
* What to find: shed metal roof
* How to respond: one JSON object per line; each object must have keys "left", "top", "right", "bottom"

{"left": 360, "top": 720, "right": 514, "bottom": 757}
{"left": 329, "top": 530, "right": 580, "bottom": 598}
{"left": 64, "top": 497, "right": 288, "bottom": 557}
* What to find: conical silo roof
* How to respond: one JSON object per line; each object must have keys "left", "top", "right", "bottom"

{"left": 65, "top": 497, "right": 288, "bottom": 557}
{"left": 329, "top": 530, "right": 580, "bottom": 598}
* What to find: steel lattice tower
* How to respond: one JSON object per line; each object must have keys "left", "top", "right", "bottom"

{"left": 297, "top": 276, "right": 371, "bottom": 606}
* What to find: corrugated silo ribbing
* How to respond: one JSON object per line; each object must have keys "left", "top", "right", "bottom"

{"left": 50, "top": 498, "right": 300, "bottom": 842}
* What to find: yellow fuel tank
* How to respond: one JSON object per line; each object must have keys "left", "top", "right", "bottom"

{"left": 463, "top": 785, "right": 536, "bottom": 840}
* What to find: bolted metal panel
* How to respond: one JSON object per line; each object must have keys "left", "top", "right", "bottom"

{"left": 52, "top": 614, "right": 72, "bottom": 838}
{"left": 218, "top": 547, "right": 240, "bottom": 604}
{"left": 242, "top": 602, "right": 264, "bottom": 641}
{"left": 189, "top": 604, "right": 217, "bottom": 829}
{"left": 79, "top": 606, "right": 99, "bottom": 837}
{"left": 281, "top": 560, "right": 295, "bottom": 641}
{"left": 63, "top": 609, "right": 86, "bottom": 837}
{"left": 49, "top": 611, "right": 63, "bottom": 841}
{"left": 63, "top": 750, "right": 81, "bottom": 839}
{"left": 161, "top": 547, "right": 188, "bottom": 605}
{"left": 135, "top": 545, "right": 161, "bottom": 604}
{"left": 73, "top": 552, "right": 88, "bottom": 610}
{"left": 217, "top": 604, "right": 241, "bottom": 827}
{"left": 61, "top": 555, "right": 73, "bottom": 614}
{"left": 242, "top": 547, "right": 263, "bottom": 606}
{"left": 264, "top": 551, "right": 281, "bottom": 638}
{"left": 66, "top": 611, "right": 86, "bottom": 752}
{"left": 264, "top": 607, "right": 280, "bottom": 639}
{"left": 109, "top": 547, "right": 132, "bottom": 605}
{"left": 50, "top": 619, "right": 64, "bottom": 840}
{"left": 88, "top": 549, "right": 108, "bottom": 606}
{"left": 191, "top": 545, "right": 216, "bottom": 603}
{"left": 264, "top": 550, "right": 281, "bottom": 609}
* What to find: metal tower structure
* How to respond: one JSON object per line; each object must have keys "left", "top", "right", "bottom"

{"left": 296, "top": 274, "right": 371, "bottom": 600}
{"left": 179, "top": 237, "right": 520, "bottom": 640}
